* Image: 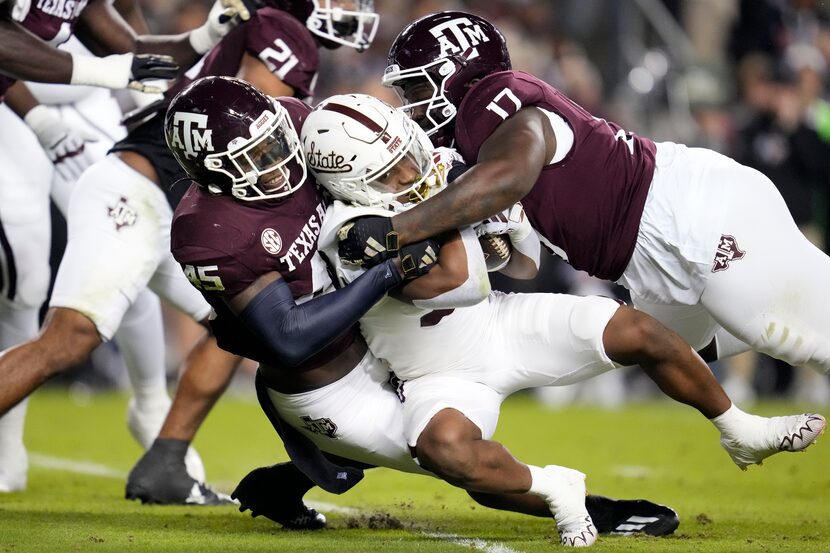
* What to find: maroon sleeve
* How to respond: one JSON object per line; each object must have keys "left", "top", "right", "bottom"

{"left": 246, "top": 8, "right": 320, "bottom": 101}
{"left": 455, "top": 71, "right": 548, "bottom": 163}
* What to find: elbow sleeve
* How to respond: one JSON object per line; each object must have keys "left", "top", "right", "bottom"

{"left": 238, "top": 259, "right": 403, "bottom": 366}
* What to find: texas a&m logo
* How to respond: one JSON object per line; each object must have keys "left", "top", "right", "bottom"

{"left": 712, "top": 234, "right": 746, "bottom": 272}
{"left": 429, "top": 17, "right": 490, "bottom": 57}
{"left": 301, "top": 415, "right": 338, "bottom": 438}
{"left": 168, "top": 112, "right": 214, "bottom": 159}
{"left": 107, "top": 196, "right": 137, "bottom": 231}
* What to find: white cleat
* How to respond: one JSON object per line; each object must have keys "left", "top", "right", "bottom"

{"left": 720, "top": 413, "right": 826, "bottom": 470}
{"left": 540, "top": 465, "right": 597, "bottom": 547}
{"left": 127, "top": 397, "right": 206, "bottom": 482}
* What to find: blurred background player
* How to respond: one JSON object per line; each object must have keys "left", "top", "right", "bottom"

{"left": 0, "top": 0, "right": 257, "bottom": 492}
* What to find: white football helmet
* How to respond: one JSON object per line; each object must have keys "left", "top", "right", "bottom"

{"left": 307, "top": 0, "right": 379, "bottom": 51}
{"left": 301, "top": 93, "right": 439, "bottom": 209}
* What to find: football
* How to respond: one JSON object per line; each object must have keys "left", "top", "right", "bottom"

{"left": 479, "top": 233, "right": 512, "bottom": 272}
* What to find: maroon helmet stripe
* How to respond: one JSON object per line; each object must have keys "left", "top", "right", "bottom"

{"left": 322, "top": 102, "right": 385, "bottom": 134}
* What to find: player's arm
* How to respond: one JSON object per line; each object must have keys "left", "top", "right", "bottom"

{"left": 0, "top": 19, "right": 74, "bottom": 83}
{"left": 394, "top": 228, "right": 490, "bottom": 309}
{"left": 477, "top": 202, "right": 541, "bottom": 281}
{"left": 393, "top": 107, "right": 555, "bottom": 245}
{"left": 236, "top": 51, "right": 294, "bottom": 97}
{"left": 75, "top": 0, "right": 255, "bottom": 71}
{"left": 225, "top": 264, "right": 407, "bottom": 367}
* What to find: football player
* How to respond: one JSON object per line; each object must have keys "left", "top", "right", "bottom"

{"left": 162, "top": 76, "right": 683, "bottom": 541}
{"left": 118, "top": 0, "right": 379, "bottom": 508}
{"left": 0, "top": 0, "right": 251, "bottom": 492}
{"left": 303, "top": 93, "right": 826, "bottom": 547}
{"left": 338, "top": 11, "right": 830, "bottom": 385}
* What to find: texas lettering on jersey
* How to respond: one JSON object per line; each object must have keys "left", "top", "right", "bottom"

{"left": 280, "top": 202, "right": 327, "bottom": 271}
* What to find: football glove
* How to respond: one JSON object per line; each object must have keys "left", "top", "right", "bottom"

{"left": 338, "top": 216, "right": 399, "bottom": 267}
{"left": 189, "top": 0, "right": 264, "bottom": 54}
{"left": 70, "top": 53, "right": 178, "bottom": 94}
{"left": 128, "top": 54, "right": 179, "bottom": 92}
{"left": 475, "top": 202, "right": 533, "bottom": 243}
{"left": 125, "top": 438, "right": 232, "bottom": 505}
{"left": 399, "top": 238, "right": 441, "bottom": 280}
{"left": 24, "top": 105, "right": 98, "bottom": 182}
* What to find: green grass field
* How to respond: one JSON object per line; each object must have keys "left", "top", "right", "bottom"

{"left": 1, "top": 390, "right": 828, "bottom": 552}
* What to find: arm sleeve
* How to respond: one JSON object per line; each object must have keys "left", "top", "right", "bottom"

{"left": 237, "top": 258, "right": 403, "bottom": 367}
{"left": 411, "top": 226, "right": 490, "bottom": 310}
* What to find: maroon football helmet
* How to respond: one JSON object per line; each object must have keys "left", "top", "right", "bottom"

{"left": 165, "top": 76, "right": 307, "bottom": 201}
{"left": 383, "top": 11, "right": 511, "bottom": 146}
{"left": 269, "top": 0, "right": 378, "bottom": 51}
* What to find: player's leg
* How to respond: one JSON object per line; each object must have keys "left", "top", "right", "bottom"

{"left": 0, "top": 105, "right": 54, "bottom": 485}
{"left": 467, "top": 492, "right": 680, "bottom": 536}
{"left": 400, "top": 374, "right": 595, "bottom": 547}
{"left": 127, "top": 246, "right": 243, "bottom": 501}
{"left": 606, "top": 305, "right": 825, "bottom": 469}
{"left": 699, "top": 164, "right": 830, "bottom": 374}
{"left": 0, "top": 307, "right": 38, "bottom": 492}
{"left": 113, "top": 290, "right": 176, "bottom": 451}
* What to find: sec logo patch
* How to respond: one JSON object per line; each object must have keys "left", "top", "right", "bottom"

{"left": 261, "top": 228, "right": 283, "bottom": 255}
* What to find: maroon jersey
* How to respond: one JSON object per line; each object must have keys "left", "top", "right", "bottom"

{"left": 454, "top": 71, "right": 657, "bottom": 281}
{"left": 0, "top": 0, "right": 89, "bottom": 97}
{"left": 171, "top": 101, "right": 354, "bottom": 369}
{"left": 167, "top": 7, "right": 319, "bottom": 102}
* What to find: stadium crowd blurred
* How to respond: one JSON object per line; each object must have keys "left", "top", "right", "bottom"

{"left": 53, "top": 0, "right": 830, "bottom": 406}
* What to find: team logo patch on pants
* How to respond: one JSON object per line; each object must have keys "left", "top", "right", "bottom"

{"left": 712, "top": 234, "right": 745, "bottom": 273}
{"left": 300, "top": 415, "right": 338, "bottom": 438}
{"left": 107, "top": 196, "right": 138, "bottom": 230}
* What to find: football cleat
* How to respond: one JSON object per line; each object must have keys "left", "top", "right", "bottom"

{"left": 586, "top": 495, "right": 679, "bottom": 536}
{"left": 126, "top": 438, "right": 232, "bottom": 505}
{"left": 127, "top": 397, "right": 206, "bottom": 482}
{"left": 538, "top": 465, "right": 597, "bottom": 547}
{"left": 231, "top": 464, "right": 327, "bottom": 530}
{"left": 720, "top": 413, "right": 826, "bottom": 470}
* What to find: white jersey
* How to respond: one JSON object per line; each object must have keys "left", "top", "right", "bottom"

{"left": 319, "top": 200, "right": 491, "bottom": 379}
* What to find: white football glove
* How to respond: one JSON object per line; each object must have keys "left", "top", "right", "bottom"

{"left": 475, "top": 202, "right": 540, "bottom": 266}
{"left": 24, "top": 105, "right": 98, "bottom": 182}
{"left": 189, "top": 0, "right": 261, "bottom": 54}
{"left": 475, "top": 202, "right": 533, "bottom": 243}
{"left": 70, "top": 53, "right": 178, "bottom": 94}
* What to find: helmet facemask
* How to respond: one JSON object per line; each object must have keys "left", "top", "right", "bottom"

{"left": 383, "top": 57, "right": 458, "bottom": 145}
{"left": 338, "top": 117, "right": 438, "bottom": 210}
{"left": 306, "top": 0, "right": 379, "bottom": 51}
{"left": 203, "top": 102, "right": 307, "bottom": 201}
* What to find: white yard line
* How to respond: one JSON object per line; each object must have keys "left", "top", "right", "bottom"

{"left": 29, "top": 452, "right": 126, "bottom": 479}
{"left": 28, "top": 454, "right": 527, "bottom": 553}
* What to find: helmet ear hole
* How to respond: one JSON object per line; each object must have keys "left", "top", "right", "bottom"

{"left": 439, "top": 60, "right": 454, "bottom": 76}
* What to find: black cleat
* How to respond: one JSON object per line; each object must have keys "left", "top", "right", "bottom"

{"left": 126, "top": 438, "right": 233, "bottom": 506}
{"left": 586, "top": 495, "right": 679, "bottom": 536}
{"left": 232, "top": 464, "right": 326, "bottom": 530}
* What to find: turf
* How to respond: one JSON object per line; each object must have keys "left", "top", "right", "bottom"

{"left": 1, "top": 390, "right": 828, "bottom": 552}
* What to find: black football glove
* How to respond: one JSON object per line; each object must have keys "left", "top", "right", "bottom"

{"left": 399, "top": 238, "right": 441, "bottom": 280}
{"left": 128, "top": 54, "right": 179, "bottom": 93}
{"left": 125, "top": 438, "right": 231, "bottom": 505}
{"left": 338, "top": 216, "right": 398, "bottom": 267}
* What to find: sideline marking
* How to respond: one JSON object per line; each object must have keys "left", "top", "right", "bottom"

{"left": 28, "top": 454, "right": 527, "bottom": 553}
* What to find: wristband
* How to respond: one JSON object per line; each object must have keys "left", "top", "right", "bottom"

{"left": 70, "top": 53, "right": 133, "bottom": 89}
{"left": 22, "top": 104, "right": 53, "bottom": 137}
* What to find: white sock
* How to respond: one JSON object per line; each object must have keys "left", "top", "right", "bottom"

{"left": 710, "top": 403, "right": 755, "bottom": 435}
{"left": 114, "top": 289, "right": 169, "bottom": 410}
{"left": 527, "top": 465, "right": 552, "bottom": 497}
